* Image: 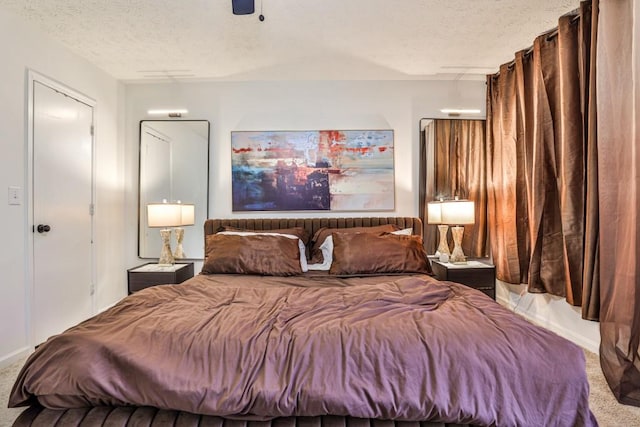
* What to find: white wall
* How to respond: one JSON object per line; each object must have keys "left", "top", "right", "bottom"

{"left": 124, "top": 79, "right": 485, "bottom": 257}
{"left": 0, "top": 8, "right": 127, "bottom": 367}
{"left": 124, "top": 79, "right": 487, "bottom": 270}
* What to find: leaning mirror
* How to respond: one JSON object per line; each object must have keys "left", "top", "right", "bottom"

{"left": 138, "top": 120, "right": 210, "bottom": 260}
{"left": 419, "top": 118, "right": 487, "bottom": 258}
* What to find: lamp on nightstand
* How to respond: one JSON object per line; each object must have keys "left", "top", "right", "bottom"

{"left": 173, "top": 203, "right": 195, "bottom": 259}
{"left": 147, "top": 201, "right": 183, "bottom": 266}
{"left": 440, "top": 198, "right": 475, "bottom": 264}
{"left": 427, "top": 200, "right": 451, "bottom": 259}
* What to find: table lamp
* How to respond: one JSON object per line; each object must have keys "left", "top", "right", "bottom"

{"left": 440, "top": 198, "right": 475, "bottom": 264}
{"left": 147, "top": 201, "right": 183, "bottom": 266}
{"left": 173, "top": 203, "right": 195, "bottom": 259}
{"left": 427, "top": 200, "right": 451, "bottom": 259}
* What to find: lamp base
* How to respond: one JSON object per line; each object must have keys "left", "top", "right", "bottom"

{"left": 158, "top": 229, "right": 175, "bottom": 266}
{"left": 436, "top": 224, "right": 451, "bottom": 256}
{"left": 449, "top": 225, "right": 467, "bottom": 264}
{"left": 173, "top": 227, "right": 186, "bottom": 259}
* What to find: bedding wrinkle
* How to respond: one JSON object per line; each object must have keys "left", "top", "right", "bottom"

{"left": 9, "top": 273, "right": 596, "bottom": 426}
{"left": 435, "top": 281, "right": 590, "bottom": 425}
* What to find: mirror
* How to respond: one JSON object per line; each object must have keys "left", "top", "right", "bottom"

{"left": 419, "top": 117, "right": 487, "bottom": 258}
{"left": 138, "top": 120, "right": 210, "bottom": 259}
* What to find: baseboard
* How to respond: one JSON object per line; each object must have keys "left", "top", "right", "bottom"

{"left": 497, "top": 294, "right": 600, "bottom": 354}
{"left": 0, "top": 346, "right": 31, "bottom": 370}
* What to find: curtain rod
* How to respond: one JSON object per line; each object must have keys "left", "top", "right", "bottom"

{"left": 493, "top": 8, "right": 582, "bottom": 74}
{"left": 545, "top": 12, "right": 580, "bottom": 41}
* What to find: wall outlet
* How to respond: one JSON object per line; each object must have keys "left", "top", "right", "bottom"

{"left": 8, "top": 186, "right": 22, "bottom": 205}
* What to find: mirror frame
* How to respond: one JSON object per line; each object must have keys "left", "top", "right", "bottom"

{"left": 137, "top": 119, "right": 210, "bottom": 260}
{"left": 419, "top": 116, "right": 487, "bottom": 255}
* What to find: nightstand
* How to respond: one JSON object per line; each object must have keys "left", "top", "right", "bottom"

{"left": 127, "top": 262, "right": 195, "bottom": 294}
{"left": 431, "top": 258, "right": 496, "bottom": 299}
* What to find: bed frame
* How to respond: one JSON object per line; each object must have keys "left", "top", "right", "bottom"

{"left": 14, "top": 406, "right": 464, "bottom": 426}
{"left": 205, "top": 216, "right": 423, "bottom": 240}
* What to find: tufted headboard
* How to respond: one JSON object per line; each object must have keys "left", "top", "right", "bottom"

{"left": 204, "top": 217, "right": 423, "bottom": 242}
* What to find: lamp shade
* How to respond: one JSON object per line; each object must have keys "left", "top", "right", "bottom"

{"left": 180, "top": 204, "right": 195, "bottom": 226}
{"left": 441, "top": 199, "right": 475, "bottom": 225}
{"left": 147, "top": 203, "right": 183, "bottom": 228}
{"left": 427, "top": 201, "right": 442, "bottom": 224}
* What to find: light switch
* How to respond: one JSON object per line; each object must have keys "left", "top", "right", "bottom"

{"left": 8, "top": 186, "right": 22, "bottom": 205}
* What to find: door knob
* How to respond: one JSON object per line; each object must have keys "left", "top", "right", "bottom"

{"left": 36, "top": 224, "right": 51, "bottom": 233}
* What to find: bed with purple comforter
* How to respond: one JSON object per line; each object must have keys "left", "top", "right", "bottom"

{"left": 8, "top": 218, "right": 597, "bottom": 426}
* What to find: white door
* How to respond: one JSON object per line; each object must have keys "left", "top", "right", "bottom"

{"left": 32, "top": 79, "right": 94, "bottom": 345}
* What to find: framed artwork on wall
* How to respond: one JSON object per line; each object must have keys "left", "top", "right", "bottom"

{"left": 231, "top": 130, "right": 395, "bottom": 211}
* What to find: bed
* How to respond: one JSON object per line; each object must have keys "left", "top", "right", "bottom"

{"left": 9, "top": 217, "right": 597, "bottom": 426}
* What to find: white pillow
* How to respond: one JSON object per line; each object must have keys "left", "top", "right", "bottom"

{"left": 217, "top": 231, "right": 308, "bottom": 272}
{"left": 307, "top": 235, "right": 333, "bottom": 271}
{"left": 392, "top": 227, "right": 414, "bottom": 235}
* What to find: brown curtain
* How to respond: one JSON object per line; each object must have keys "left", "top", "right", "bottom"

{"left": 580, "top": 0, "right": 600, "bottom": 321}
{"left": 485, "top": 1, "right": 599, "bottom": 317}
{"left": 597, "top": 0, "right": 640, "bottom": 406}
{"left": 486, "top": 61, "right": 531, "bottom": 285}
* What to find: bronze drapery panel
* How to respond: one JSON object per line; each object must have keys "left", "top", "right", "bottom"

{"left": 579, "top": 0, "right": 600, "bottom": 321}
{"left": 525, "top": 16, "right": 586, "bottom": 304}
{"left": 486, "top": 65, "right": 530, "bottom": 284}
{"left": 515, "top": 49, "right": 536, "bottom": 290}
{"left": 597, "top": 0, "right": 640, "bottom": 407}
{"left": 485, "top": 1, "right": 598, "bottom": 315}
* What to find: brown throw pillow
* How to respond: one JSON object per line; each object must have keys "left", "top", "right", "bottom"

{"left": 329, "top": 232, "right": 433, "bottom": 275}
{"left": 202, "top": 234, "right": 303, "bottom": 276}
{"left": 309, "top": 224, "right": 400, "bottom": 264}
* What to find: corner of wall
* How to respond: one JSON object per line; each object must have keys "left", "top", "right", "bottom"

{"left": 0, "top": 347, "right": 31, "bottom": 370}
{"left": 496, "top": 281, "right": 600, "bottom": 354}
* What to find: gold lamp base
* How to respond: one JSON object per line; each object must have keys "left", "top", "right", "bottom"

{"left": 158, "top": 228, "right": 175, "bottom": 266}
{"left": 435, "top": 224, "right": 451, "bottom": 257}
{"left": 449, "top": 225, "right": 467, "bottom": 264}
{"left": 173, "top": 227, "right": 186, "bottom": 259}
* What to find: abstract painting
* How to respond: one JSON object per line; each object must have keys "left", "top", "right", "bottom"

{"left": 231, "top": 130, "right": 394, "bottom": 211}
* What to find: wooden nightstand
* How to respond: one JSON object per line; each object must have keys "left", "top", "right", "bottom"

{"left": 431, "top": 258, "right": 496, "bottom": 299}
{"left": 127, "top": 262, "right": 195, "bottom": 294}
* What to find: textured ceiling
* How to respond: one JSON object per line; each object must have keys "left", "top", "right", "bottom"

{"left": 0, "top": 0, "right": 580, "bottom": 82}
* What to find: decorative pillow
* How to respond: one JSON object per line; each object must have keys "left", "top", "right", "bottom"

{"left": 329, "top": 232, "right": 433, "bottom": 275}
{"left": 309, "top": 224, "right": 400, "bottom": 264}
{"left": 202, "top": 234, "right": 303, "bottom": 276}
{"left": 215, "top": 231, "right": 308, "bottom": 272}
{"left": 218, "top": 226, "right": 310, "bottom": 245}
{"left": 308, "top": 227, "right": 417, "bottom": 270}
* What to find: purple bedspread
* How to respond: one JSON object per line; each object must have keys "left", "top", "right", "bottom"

{"left": 9, "top": 274, "right": 597, "bottom": 426}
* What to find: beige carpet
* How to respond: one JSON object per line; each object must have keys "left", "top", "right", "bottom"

{"left": 1, "top": 351, "right": 639, "bottom": 426}
{"left": 0, "top": 357, "right": 25, "bottom": 427}
{"left": 582, "top": 350, "right": 640, "bottom": 426}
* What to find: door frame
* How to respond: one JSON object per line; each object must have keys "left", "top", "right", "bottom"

{"left": 25, "top": 70, "right": 97, "bottom": 347}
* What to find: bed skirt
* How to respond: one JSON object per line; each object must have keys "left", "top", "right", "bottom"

{"left": 12, "top": 405, "right": 471, "bottom": 427}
